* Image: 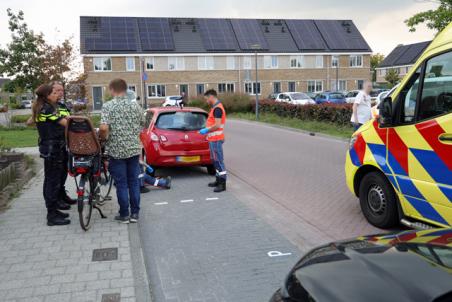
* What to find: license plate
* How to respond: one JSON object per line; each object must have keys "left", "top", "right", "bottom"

{"left": 176, "top": 156, "right": 200, "bottom": 163}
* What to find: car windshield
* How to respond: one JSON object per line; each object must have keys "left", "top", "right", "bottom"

{"left": 155, "top": 111, "right": 207, "bottom": 131}
{"left": 291, "top": 93, "right": 310, "bottom": 100}
{"left": 330, "top": 93, "right": 344, "bottom": 99}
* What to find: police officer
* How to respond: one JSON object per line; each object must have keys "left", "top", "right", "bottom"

{"left": 33, "top": 84, "right": 71, "bottom": 226}
{"left": 50, "top": 82, "right": 76, "bottom": 208}
{"left": 199, "top": 89, "right": 227, "bottom": 193}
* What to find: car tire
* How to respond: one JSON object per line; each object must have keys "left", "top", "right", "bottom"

{"left": 359, "top": 171, "right": 399, "bottom": 228}
{"left": 206, "top": 165, "right": 216, "bottom": 176}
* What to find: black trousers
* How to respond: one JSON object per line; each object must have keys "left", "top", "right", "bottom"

{"left": 43, "top": 153, "right": 66, "bottom": 218}
{"left": 59, "top": 151, "right": 69, "bottom": 199}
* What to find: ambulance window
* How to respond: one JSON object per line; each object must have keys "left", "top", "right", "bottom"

{"left": 398, "top": 67, "right": 421, "bottom": 123}
{"left": 418, "top": 51, "right": 452, "bottom": 120}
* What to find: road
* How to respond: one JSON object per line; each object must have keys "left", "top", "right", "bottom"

{"left": 138, "top": 119, "right": 383, "bottom": 302}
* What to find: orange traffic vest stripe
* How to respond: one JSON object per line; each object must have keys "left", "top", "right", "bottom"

{"left": 206, "top": 102, "right": 226, "bottom": 141}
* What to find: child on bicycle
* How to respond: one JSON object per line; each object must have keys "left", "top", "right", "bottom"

{"left": 139, "top": 161, "right": 171, "bottom": 192}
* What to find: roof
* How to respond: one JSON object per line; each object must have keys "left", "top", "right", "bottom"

{"left": 379, "top": 41, "right": 431, "bottom": 68}
{"left": 80, "top": 17, "right": 372, "bottom": 54}
{"left": 291, "top": 229, "right": 452, "bottom": 302}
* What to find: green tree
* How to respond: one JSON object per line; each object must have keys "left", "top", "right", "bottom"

{"left": 0, "top": 9, "right": 46, "bottom": 92}
{"left": 370, "top": 53, "right": 385, "bottom": 82}
{"left": 405, "top": 0, "right": 452, "bottom": 33}
{"left": 385, "top": 69, "right": 400, "bottom": 88}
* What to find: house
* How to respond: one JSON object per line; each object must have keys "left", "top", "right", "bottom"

{"left": 376, "top": 41, "right": 431, "bottom": 84}
{"left": 80, "top": 17, "right": 372, "bottom": 110}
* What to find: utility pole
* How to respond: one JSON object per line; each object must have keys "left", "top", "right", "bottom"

{"left": 251, "top": 44, "right": 261, "bottom": 120}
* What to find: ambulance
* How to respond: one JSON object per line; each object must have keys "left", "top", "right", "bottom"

{"left": 345, "top": 23, "right": 452, "bottom": 229}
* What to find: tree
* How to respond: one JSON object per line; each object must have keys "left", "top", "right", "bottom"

{"left": 0, "top": 9, "right": 46, "bottom": 92}
{"left": 405, "top": 0, "right": 452, "bottom": 33}
{"left": 370, "top": 53, "right": 385, "bottom": 82}
{"left": 385, "top": 69, "right": 400, "bottom": 87}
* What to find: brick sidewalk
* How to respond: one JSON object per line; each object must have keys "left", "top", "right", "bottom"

{"left": 0, "top": 156, "right": 150, "bottom": 302}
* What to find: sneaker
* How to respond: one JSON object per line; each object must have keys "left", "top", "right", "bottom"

{"left": 47, "top": 216, "right": 71, "bottom": 226}
{"left": 57, "top": 201, "right": 71, "bottom": 211}
{"left": 130, "top": 213, "right": 139, "bottom": 223}
{"left": 114, "top": 215, "right": 130, "bottom": 224}
{"left": 55, "top": 210, "right": 69, "bottom": 218}
{"left": 140, "top": 186, "right": 150, "bottom": 194}
{"left": 165, "top": 176, "right": 172, "bottom": 189}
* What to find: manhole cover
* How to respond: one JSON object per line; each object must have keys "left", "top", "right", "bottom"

{"left": 101, "top": 293, "right": 120, "bottom": 302}
{"left": 92, "top": 248, "right": 118, "bottom": 261}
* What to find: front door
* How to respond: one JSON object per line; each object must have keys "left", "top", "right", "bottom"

{"left": 92, "top": 86, "right": 103, "bottom": 110}
{"left": 388, "top": 50, "right": 452, "bottom": 226}
{"left": 179, "top": 84, "right": 188, "bottom": 96}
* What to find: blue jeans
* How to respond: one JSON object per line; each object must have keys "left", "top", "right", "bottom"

{"left": 139, "top": 173, "right": 168, "bottom": 187}
{"left": 209, "top": 140, "right": 226, "bottom": 180}
{"left": 109, "top": 155, "right": 141, "bottom": 217}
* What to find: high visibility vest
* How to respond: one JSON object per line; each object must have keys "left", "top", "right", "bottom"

{"left": 206, "top": 102, "right": 226, "bottom": 142}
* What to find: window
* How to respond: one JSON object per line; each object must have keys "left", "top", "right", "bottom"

{"left": 332, "top": 55, "right": 339, "bottom": 68}
{"left": 196, "top": 84, "right": 205, "bottom": 95}
{"left": 273, "top": 82, "right": 281, "bottom": 93}
{"left": 226, "top": 56, "right": 235, "bottom": 70}
{"left": 218, "top": 83, "right": 235, "bottom": 93}
{"left": 198, "top": 56, "right": 214, "bottom": 70}
{"left": 290, "top": 56, "right": 304, "bottom": 68}
{"left": 417, "top": 51, "right": 452, "bottom": 120}
{"left": 148, "top": 84, "right": 166, "bottom": 98}
{"left": 331, "top": 80, "right": 346, "bottom": 91}
{"left": 168, "top": 57, "right": 185, "bottom": 70}
{"left": 349, "top": 55, "right": 363, "bottom": 67}
{"left": 264, "top": 55, "right": 278, "bottom": 69}
{"left": 245, "top": 82, "right": 261, "bottom": 95}
{"left": 288, "top": 81, "right": 296, "bottom": 92}
{"left": 315, "top": 56, "right": 323, "bottom": 68}
{"left": 399, "top": 67, "right": 421, "bottom": 123}
{"left": 308, "top": 80, "right": 323, "bottom": 93}
{"left": 357, "top": 80, "right": 364, "bottom": 90}
{"left": 243, "top": 56, "right": 252, "bottom": 69}
{"left": 145, "top": 57, "right": 154, "bottom": 70}
{"left": 126, "top": 57, "right": 135, "bottom": 71}
{"left": 93, "top": 57, "right": 112, "bottom": 71}
{"left": 155, "top": 111, "right": 207, "bottom": 131}
{"left": 128, "top": 85, "right": 136, "bottom": 92}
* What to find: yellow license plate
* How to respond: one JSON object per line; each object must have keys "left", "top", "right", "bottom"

{"left": 177, "top": 156, "right": 200, "bottom": 163}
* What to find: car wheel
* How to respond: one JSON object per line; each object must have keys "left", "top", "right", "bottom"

{"left": 206, "top": 165, "right": 216, "bottom": 176}
{"left": 359, "top": 171, "right": 399, "bottom": 228}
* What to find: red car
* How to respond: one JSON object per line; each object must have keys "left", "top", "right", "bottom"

{"left": 140, "top": 107, "right": 215, "bottom": 175}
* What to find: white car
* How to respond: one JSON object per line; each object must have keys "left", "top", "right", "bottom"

{"left": 275, "top": 92, "right": 315, "bottom": 105}
{"left": 21, "top": 100, "right": 32, "bottom": 109}
{"left": 371, "top": 85, "right": 399, "bottom": 118}
{"left": 345, "top": 90, "right": 360, "bottom": 104}
{"left": 162, "top": 96, "right": 183, "bottom": 107}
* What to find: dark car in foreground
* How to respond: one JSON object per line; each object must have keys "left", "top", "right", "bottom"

{"left": 270, "top": 228, "right": 452, "bottom": 302}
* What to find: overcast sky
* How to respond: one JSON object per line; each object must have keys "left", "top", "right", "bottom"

{"left": 0, "top": 0, "right": 438, "bottom": 56}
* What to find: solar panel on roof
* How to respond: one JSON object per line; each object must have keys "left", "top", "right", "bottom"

{"left": 285, "top": 20, "right": 327, "bottom": 51}
{"left": 230, "top": 19, "right": 269, "bottom": 50}
{"left": 198, "top": 19, "right": 237, "bottom": 51}
{"left": 396, "top": 42, "right": 430, "bottom": 66}
{"left": 379, "top": 45, "right": 409, "bottom": 67}
{"left": 315, "top": 20, "right": 370, "bottom": 51}
{"left": 138, "top": 18, "right": 174, "bottom": 51}
{"left": 85, "top": 17, "right": 138, "bottom": 51}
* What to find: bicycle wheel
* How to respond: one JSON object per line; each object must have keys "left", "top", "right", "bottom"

{"left": 78, "top": 175, "right": 93, "bottom": 231}
{"left": 98, "top": 158, "right": 113, "bottom": 204}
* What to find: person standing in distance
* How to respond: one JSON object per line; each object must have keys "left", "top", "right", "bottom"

{"left": 351, "top": 80, "right": 373, "bottom": 131}
{"left": 199, "top": 89, "right": 227, "bottom": 193}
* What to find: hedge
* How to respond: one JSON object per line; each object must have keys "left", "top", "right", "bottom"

{"left": 189, "top": 94, "right": 353, "bottom": 126}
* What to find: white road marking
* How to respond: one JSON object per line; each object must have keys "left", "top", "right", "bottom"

{"left": 267, "top": 251, "right": 292, "bottom": 258}
{"left": 205, "top": 197, "right": 219, "bottom": 201}
{"left": 154, "top": 202, "right": 168, "bottom": 206}
{"left": 180, "top": 199, "right": 194, "bottom": 203}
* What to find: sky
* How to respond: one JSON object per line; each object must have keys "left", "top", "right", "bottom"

{"left": 0, "top": 0, "right": 439, "bottom": 56}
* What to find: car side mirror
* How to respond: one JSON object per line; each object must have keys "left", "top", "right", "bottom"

{"left": 379, "top": 97, "right": 393, "bottom": 126}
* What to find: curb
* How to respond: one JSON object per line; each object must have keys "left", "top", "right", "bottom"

{"left": 129, "top": 221, "right": 153, "bottom": 302}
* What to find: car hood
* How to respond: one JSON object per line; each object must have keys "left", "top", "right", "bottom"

{"left": 292, "top": 229, "right": 452, "bottom": 302}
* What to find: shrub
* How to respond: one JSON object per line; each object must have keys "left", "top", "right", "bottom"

{"left": 11, "top": 114, "right": 31, "bottom": 124}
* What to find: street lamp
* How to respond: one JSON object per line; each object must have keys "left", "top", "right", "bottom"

{"left": 251, "top": 44, "right": 261, "bottom": 120}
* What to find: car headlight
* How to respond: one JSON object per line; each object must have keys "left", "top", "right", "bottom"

{"left": 349, "top": 136, "right": 358, "bottom": 150}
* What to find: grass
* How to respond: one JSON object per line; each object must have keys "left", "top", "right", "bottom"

{"left": 230, "top": 112, "right": 354, "bottom": 139}
{"left": 0, "top": 127, "right": 39, "bottom": 148}
{"left": 11, "top": 114, "right": 31, "bottom": 124}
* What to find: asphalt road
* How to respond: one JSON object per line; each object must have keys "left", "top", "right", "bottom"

{"left": 138, "top": 118, "right": 385, "bottom": 302}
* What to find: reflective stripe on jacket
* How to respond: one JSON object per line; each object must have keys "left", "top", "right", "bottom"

{"left": 206, "top": 102, "right": 226, "bottom": 142}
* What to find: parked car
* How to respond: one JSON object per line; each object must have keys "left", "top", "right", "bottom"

{"left": 305, "top": 92, "right": 319, "bottom": 100}
{"left": 371, "top": 85, "right": 399, "bottom": 119}
{"left": 345, "top": 90, "right": 360, "bottom": 103}
{"left": 267, "top": 93, "right": 278, "bottom": 101}
{"left": 275, "top": 92, "right": 316, "bottom": 105}
{"left": 315, "top": 92, "right": 346, "bottom": 104}
{"left": 270, "top": 228, "right": 452, "bottom": 302}
{"left": 140, "top": 106, "right": 214, "bottom": 175}
{"left": 162, "top": 95, "right": 183, "bottom": 107}
{"left": 20, "top": 100, "right": 32, "bottom": 109}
